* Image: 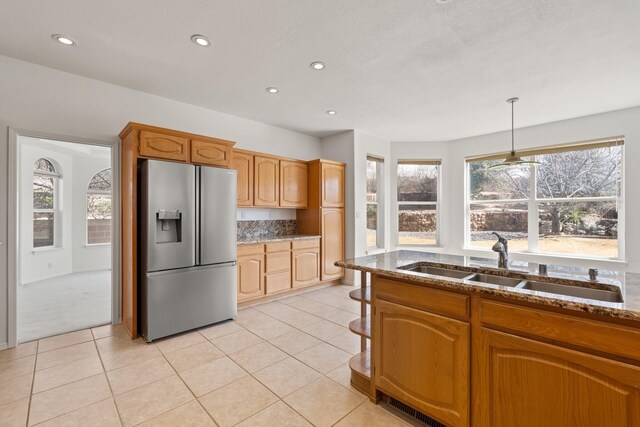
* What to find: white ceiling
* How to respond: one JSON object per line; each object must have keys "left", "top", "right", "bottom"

{"left": 1, "top": 0, "right": 639, "bottom": 141}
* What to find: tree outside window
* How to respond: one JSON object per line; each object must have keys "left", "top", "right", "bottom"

{"left": 33, "top": 159, "right": 59, "bottom": 248}
{"left": 467, "top": 141, "right": 623, "bottom": 258}
{"left": 87, "top": 169, "right": 112, "bottom": 245}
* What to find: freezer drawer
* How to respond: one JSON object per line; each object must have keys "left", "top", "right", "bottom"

{"left": 141, "top": 263, "right": 237, "bottom": 342}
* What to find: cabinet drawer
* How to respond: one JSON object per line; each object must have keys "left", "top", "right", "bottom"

{"left": 480, "top": 300, "right": 640, "bottom": 361}
{"left": 265, "top": 241, "right": 291, "bottom": 253}
{"left": 265, "top": 251, "right": 291, "bottom": 274}
{"left": 265, "top": 271, "right": 292, "bottom": 294}
{"left": 292, "top": 238, "right": 320, "bottom": 250}
{"left": 237, "top": 244, "right": 264, "bottom": 257}
{"left": 375, "top": 276, "right": 469, "bottom": 320}
{"left": 139, "top": 130, "right": 188, "bottom": 161}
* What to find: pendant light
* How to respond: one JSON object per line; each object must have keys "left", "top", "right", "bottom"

{"left": 487, "top": 97, "right": 539, "bottom": 170}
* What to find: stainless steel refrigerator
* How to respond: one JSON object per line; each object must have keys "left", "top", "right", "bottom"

{"left": 139, "top": 160, "right": 237, "bottom": 342}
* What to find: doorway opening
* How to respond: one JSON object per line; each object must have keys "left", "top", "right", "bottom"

{"left": 16, "top": 136, "right": 114, "bottom": 343}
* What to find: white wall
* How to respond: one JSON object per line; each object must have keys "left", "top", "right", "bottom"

{"left": 321, "top": 130, "right": 392, "bottom": 284}
{"left": 447, "top": 107, "right": 640, "bottom": 271}
{"left": 19, "top": 142, "right": 73, "bottom": 283}
{"left": 390, "top": 106, "right": 640, "bottom": 272}
{"left": 0, "top": 54, "right": 322, "bottom": 348}
{"left": 69, "top": 145, "right": 112, "bottom": 273}
{"left": 321, "top": 131, "right": 357, "bottom": 283}
{"left": 18, "top": 137, "right": 112, "bottom": 283}
{"left": 354, "top": 131, "right": 392, "bottom": 258}
{"left": 0, "top": 55, "right": 321, "bottom": 160}
{"left": 236, "top": 209, "right": 296, "bottom": 221}
{"left": 0, "top": 119, "right": 8, "bottom": 349}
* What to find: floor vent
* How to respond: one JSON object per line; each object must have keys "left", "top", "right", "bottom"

{"left": 386, "top": 397, "right": 446, "bottom": 427}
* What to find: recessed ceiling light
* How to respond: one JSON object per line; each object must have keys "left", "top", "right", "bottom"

{"left": 326, "top": 110, "right": 337, "bottom": 115}
{"left": 266, "top": 87, "right": 279, "bottom": 94}
{"left": 51, "top": 34, "right": 77, "bottom": 46}
{"left": 310, "top": 61, "right": 325, "bottom": 70}
{"left": 190, "top": 34, "right": 211, "bottom": 47}
{"left": 434, "top": 0, "right": 452, "bottom": 3}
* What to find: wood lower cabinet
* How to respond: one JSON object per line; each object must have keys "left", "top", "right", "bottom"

{"left": 237, "top": 244, "right": 264, "bottom": 303}
{"left": 374, "top": 298, "right": 469, "bottom": 427}
{"left": 476, "top": 328, "right": 640, "bottom": 427}
{"left": 321, "top": 208, "right": 344, "bottom": 280}
{"left": 292, "top": 239, "right": 320, "bottom": 287}
{"left": 190, "top": 138, "right": 232, "bottom": 167}
{"left": 139, "top": 130, "right": 188, "bottom": 161}
{"left": 231, "top": 150, "right": 253, "bottom": 207}
{"left": 280, "top": 160, "right": 308, "bottom": 208}
{"left": 254, "top": 156, "right": 279, "bottom": 207}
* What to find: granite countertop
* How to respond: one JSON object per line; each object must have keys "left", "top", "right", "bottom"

{"left": 237, "top": 234, "right": 321, "bottom": 245}
{"left": 335, "top": 250, "right": 640, "bottom": 322}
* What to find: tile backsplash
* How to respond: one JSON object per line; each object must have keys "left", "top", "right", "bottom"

{"left": 237, "top": 220, "right": 297, "bottom": 239}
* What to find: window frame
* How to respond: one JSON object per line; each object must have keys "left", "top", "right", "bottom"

{"left": 86, "top": 168, "right": 112, "bottom": 246}
{"left": 464, "top": 139, "right": 625, "bottom": 260}
{"left": 396, "top": 160, "right": 442, "bottom": 248}
{"left": 32, "top": 159, "right": 61, "bottom": 249}
{"left": 366, "top": 155, "right": 385, "bottom": 252}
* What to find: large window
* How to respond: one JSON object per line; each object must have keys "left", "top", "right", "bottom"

{"left": 466, "top": 139, "right": 624, "bottom": 258}
{"left": 87, "top": 169, "right": 112, "bottom": 245}
{"left": 397, "top": 160, "right": 440, "bottom": 246}
{"left": 33, "top": 158, "right": 60, "bottom": 248}
{"left": 366, "top": 155, "right": 384, "bottom": 250}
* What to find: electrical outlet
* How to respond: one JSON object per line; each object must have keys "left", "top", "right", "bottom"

{"left": 47, "top": 262, "right": 52, "bottom": 270}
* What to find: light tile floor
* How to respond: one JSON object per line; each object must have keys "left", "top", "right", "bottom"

{"left": 0, "top": 285, "right": 417, "bottom": 427}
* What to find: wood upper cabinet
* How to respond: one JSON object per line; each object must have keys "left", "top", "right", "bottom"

{"left": 280, "top": 160, "right": 308, "bottom": 208}
{"left": 321, "top": 208, "right": 344, "bottom": 280}
{"left": 139, "top": 130, "right": 188, "bottom": 162}
{"left": 321, "top": 162, "right": 345, "bottom": 207}
{"left": 237, "top": 253, "right": 264, "bottom": 302}
{"left": 374, "top": 298, "right": 470, "bottom": 427}
{"left": 254, "top": 156, "right": 279, "bottom": 207}
{"left": 292, "top": 239, "right": 320, "bottom": 288}
{"left": 231, "top": 151, "right": 254, "bottom": 207}
{"left": 476, "top": 328, "right": 640, "bottom": 427}
{"left": 190, "top": 138, "right": 232, "bottom": 167}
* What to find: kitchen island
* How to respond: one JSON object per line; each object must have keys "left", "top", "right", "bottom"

{"left": 337, "top": 251, "right": 640, "bottom": 427}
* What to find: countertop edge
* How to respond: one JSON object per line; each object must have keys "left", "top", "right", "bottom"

{"left": 336, "top": 259, "right": 640, "bottom": 322}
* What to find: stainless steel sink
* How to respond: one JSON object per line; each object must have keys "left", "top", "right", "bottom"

{"left": 402, "top": 265, "right": 472, "bottom": 279}
{"left": 467, "top": 274, "right": 523, "bottom": 287}
{"left": 520, "top": 281, "right": 623, "bottom": 303}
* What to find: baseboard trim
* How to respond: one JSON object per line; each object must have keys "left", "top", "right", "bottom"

{"left": 238, "top": 280, "right": 343, "bottom": 309}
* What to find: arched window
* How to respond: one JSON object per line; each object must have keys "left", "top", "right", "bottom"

{"left": 87, "top": 168, "right": 112, "bottom": 244}
{"left": 33, "top": 158, "right": 60, "bottom": 248}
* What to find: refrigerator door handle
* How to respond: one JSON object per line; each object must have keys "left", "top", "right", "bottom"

{"left": 195, "top": 166, "right": 201, "bottom": 266}
{"left": 146, "top": 261, "right": 236, "bottom": 278}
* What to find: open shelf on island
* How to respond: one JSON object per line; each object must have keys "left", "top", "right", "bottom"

{"left": 349, "top": 287, "right": 371, "bottom": 304}
{"left": 349, "top": 316, "right": 371, "bottom": 338}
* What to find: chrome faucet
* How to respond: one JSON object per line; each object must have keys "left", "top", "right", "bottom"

{"left": 491, "top": 232, "right": 509, "bottom": 268}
